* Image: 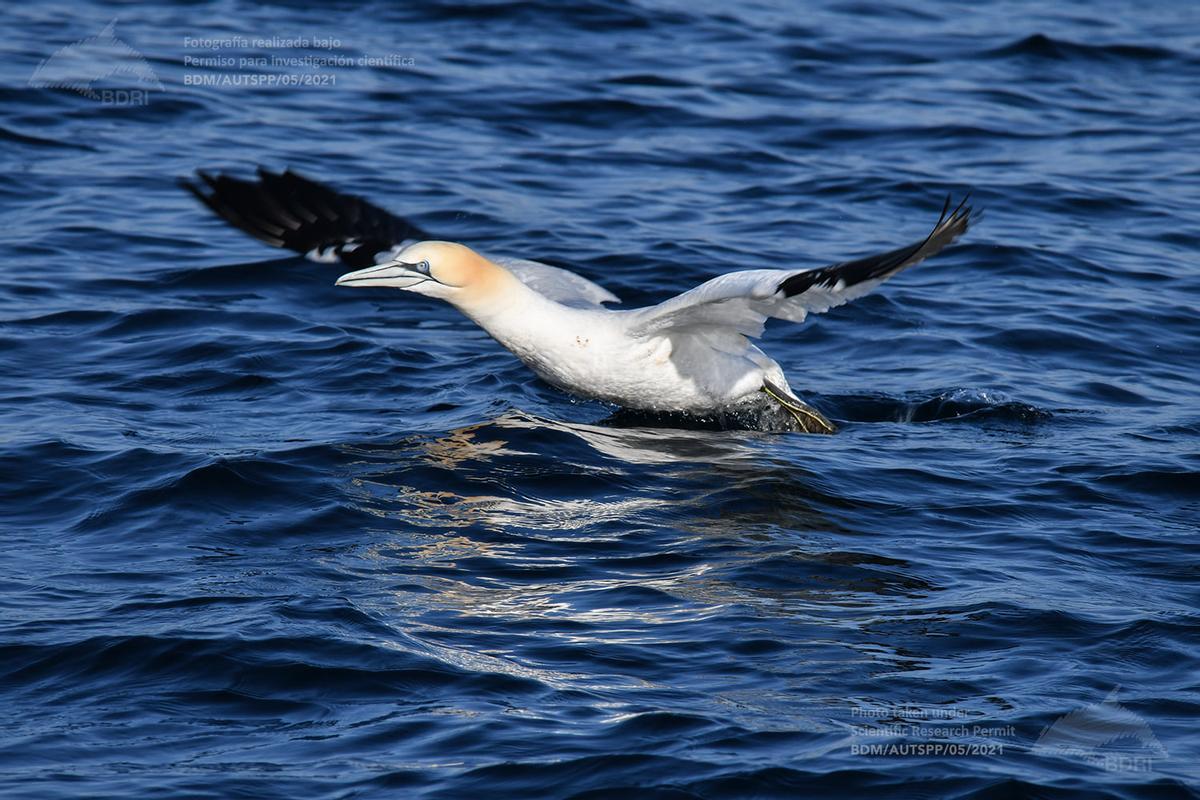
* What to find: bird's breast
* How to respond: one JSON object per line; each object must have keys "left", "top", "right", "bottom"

{"left": 470, "top": 303, "right": 760, "bottom": 412}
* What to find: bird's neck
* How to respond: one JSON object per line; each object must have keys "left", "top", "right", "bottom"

{"left": 450, "top": 268, "right": 579, "bottom": 365}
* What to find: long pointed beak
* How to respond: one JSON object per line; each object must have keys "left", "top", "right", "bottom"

{"left": 335, "top": 261, "right": 429, "bottom": 289}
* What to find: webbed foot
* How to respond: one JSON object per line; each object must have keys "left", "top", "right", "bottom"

{"left": 762, "top": 379, "right": 837, "bottom": 434}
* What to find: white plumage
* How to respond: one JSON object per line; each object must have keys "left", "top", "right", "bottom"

{"left": 183, "top": 168, "right": 974, "bottom": 433}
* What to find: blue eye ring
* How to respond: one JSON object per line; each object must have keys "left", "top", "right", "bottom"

{"left": 417, "top": 260, "right": 431, "bottom": 275}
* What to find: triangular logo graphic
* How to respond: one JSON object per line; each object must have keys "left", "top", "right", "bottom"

{"left": 1033, "top": 687, "right": 1168, "bottom": 771}
{"left": 29, "top": 18, "right": 163, "bottom": 101}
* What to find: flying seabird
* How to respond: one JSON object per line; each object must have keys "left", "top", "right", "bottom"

{"left": 182, "top": 168, "right": 974, "bottom": 433}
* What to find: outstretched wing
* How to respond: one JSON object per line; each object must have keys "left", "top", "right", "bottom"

{"left": 182, "top": 167, "right": 620, "bottom": 308}
{"left": 181, "top": 167, "right": 430, "bottom": 268}
{"left": 491, "top": 256, "right": 621, "bottom": 308}
{"left": 629, "top": 196, "right": 974, "bottom": 340}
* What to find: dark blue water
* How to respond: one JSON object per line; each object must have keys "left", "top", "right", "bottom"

{"left": 2, "top": 1, "right": 1198, "bottom": 797}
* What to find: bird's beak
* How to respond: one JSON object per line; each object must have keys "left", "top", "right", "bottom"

{"left": 335, "top": 261, "right": 429, "bottom": 289}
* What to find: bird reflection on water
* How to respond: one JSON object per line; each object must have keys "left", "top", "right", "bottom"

{"left": 321, "top": 409, "right": 950, "bottom": 751}
{"left": 338, "top": 410, "right": 932, "bottom": 614}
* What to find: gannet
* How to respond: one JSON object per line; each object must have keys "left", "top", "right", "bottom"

{"left": 183, "top": 168, "right": 974, "bottom": 433}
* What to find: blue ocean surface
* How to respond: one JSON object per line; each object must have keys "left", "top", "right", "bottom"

{"left": 1, "top": 1, "right": 1198, "bottom": 797}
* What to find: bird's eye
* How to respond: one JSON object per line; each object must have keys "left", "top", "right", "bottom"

{"left": 417, "top": 260, "right": 431, "bottom": 275}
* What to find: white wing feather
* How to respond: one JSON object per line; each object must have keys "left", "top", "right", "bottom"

{"left": 628, "top": 270, "right": 797, "bottom": 339}
{"left": 629, "top": 197, "right": 973, "bottom": 340}
{"left": 491, "top": 256, "right": 621, "bottom": 309}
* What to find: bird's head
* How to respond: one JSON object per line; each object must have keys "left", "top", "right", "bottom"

{"left": 335, "top": 241, "right": 515, "bottom": 309}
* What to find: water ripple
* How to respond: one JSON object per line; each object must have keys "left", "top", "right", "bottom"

{"left": 1, "top": 0, "right": 1198, "bottom": 797}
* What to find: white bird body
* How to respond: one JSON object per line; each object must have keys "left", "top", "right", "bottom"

{"left": 465, "top": 285, "right": 783, "bottom": 413}
{"left": 183, "top": 168, "right": 975, "bottom": 433}
{"left": 339, "top": 243, "right": 795, "bottom": 414}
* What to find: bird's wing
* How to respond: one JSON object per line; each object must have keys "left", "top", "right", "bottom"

{"left": 490, "top": 256, "right": 621, "bottom": 309}
{"left": 181, "top": 167, "right": 430, "bottom": 268}
{"left": 182, "top": 167, "right": 622, "bottom": 308}
{"left": 628, "top": 196, "right": 974, "bottom": 340}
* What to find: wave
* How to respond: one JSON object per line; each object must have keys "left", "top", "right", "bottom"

{"left": 2, "top": 1, "right": 1198, "bottom": 797}
{"left": 987, "top": 33, "right": 1183, "bottom": 64}
{"left": 822, "top": 388, "right": 1051, "bottom": 425}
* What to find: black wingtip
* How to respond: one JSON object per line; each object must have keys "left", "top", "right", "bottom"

{"left": 176, "top": 174, "right": 201, "bottom": 196}
{"left": 776, "top": 191, "right": 979, "bottom": 298}
{"left": 938, "top": 193, "right": 952, "bottom": 224}
{"left": 939, "top": 191, "right": 975, "bottom": 239}
{"left": 180, "top": 166, "right": 433, "bottom": 263}
{"left": 949, "top": 192, "right": 971, "bottom": 222}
